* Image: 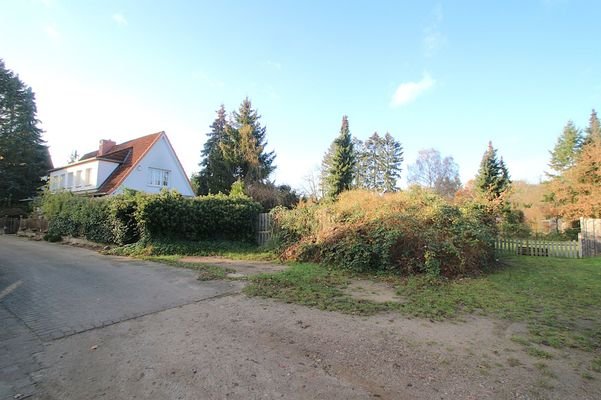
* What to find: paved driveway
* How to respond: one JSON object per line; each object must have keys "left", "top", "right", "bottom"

{"left": 0, "top": 235, "right": 241, "bottom": 399}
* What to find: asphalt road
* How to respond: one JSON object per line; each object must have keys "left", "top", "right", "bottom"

{"left": 0, "top": 235, "right": 241, "bottom": 399}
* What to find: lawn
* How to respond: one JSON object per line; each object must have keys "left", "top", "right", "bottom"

{"left": 245, "top": 256, "right": 601, "bottom": 352}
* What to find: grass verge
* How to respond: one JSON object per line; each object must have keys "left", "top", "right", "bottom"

{"left": 133, "top": 255, "right": 237, "bottom": 281}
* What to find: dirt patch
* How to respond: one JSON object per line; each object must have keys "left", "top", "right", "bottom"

{"left": 180, "top": 256, "right": 288, "bottom": 276}
{"left": 38, "top": 296, "right": 601, "bottom": 400}
{"left": 343, "top": 279, "right": 403, "bottom": 303}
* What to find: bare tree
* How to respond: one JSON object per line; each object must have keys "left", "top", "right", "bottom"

{"left": 407, "top": 148, "right": 461, "bottom": 198}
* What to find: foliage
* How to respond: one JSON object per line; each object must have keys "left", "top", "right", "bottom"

{"left": 0, "top": 59, "right": 53, "bottom": 205}
{"left": 355, "top": 132, "right": 403, "bottom": 192}
{"left": 108, "top": 239, "right": 272, "bottom": 259}
{"left": 245, "top": 181, "right": 300, "bottom": 211}
{"left": 547, "top": 120, "right": 583, "bottom": 176}
{"left": 194, "top": 105, "right": 235, "bottom": 195}
{"left": 407, "top": 148, "right": 461, "bottom": 198}
{"left": 549, "top": 138, "right": 601, "bottom": 219}
{"left": 271, "top": 189, "right": 496, "bottom": 277}
{"left": 583, "top": 109, "right": 601, "bottom": 147}
{"left": 325, "top": 116, "right": 355, "bottom": 198}
{"left": 41, "top": 191, "right": 114, "bottom": 243}
{"left": 475, "top": 141, "right": 511, "bottom": 201}
{"left": 40, "top": 189, "right": 262, "bottom": 245}
{"left": 195, "top": 99, "right": 276, "bottom": 195}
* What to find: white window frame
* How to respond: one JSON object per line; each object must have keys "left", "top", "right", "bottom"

{"left": 85, "top": 168, "right": 92, "bottom": 186}
{"left": 75, "top": 170, "right": 82, "bottom": 187}
{"left": 148, "top": 168, "right": 170, "bottom": 187}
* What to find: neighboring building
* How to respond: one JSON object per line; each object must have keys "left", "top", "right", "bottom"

{"left": 48, "top": 131, "right": 194, "bottom": 196}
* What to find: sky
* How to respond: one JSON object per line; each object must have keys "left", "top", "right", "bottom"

{"left": 1, "top": 0, "right": 600, "bottom": 192}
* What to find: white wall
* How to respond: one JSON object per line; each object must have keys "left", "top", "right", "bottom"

{"left": 49, "top": 160, "right": 119, "bottom": 193}
{"left": 115, "top": 135, "right": 194, "bottom": 196}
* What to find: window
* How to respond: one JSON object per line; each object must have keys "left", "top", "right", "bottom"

{"left": 85, "top": 168, "right": 92, "bottom": 186}
{"left": 50, "top": 175, "right": 59, "bottom": 190}
{"left": 149, "top": 168, "right": 170, "bottom": 187}
{"left": 59, "top": 174, "right": 66, "bottom": 188}
{"left": 75, "top": 170, "right": 82, "bottom": 187}
{"left": 67, "top": 172, "right": 74, "bottom": 188}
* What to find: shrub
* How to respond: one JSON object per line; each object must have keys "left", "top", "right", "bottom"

{"left": 271, "top": 189, "right": 497, "bottom": 277}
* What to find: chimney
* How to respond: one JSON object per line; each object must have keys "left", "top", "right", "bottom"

{"left": 98, "top": 139, "right": 116, "bottom": 156}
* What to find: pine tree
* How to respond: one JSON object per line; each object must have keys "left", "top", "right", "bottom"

{"left": 326, "top": 116, "right": 355, "bottom": 199}
{"left": 475, "top": 141, "right": 511, "bottom": 201}
{"left": 0, "top": 59, "right": 52, "bottom": 204}
{"left": 194, "top": 105, "right": 235, "bottom": 195}
{"left": 548, "top": 120, "right": 583, "bottom": 175}
{"left": 583, "top": 109, "right": 601, "bottom": 146}
{"left": 319, "top": 141, "right": 336, "bottom": 198}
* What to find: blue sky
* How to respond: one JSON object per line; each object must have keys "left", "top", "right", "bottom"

{"left": 1, "top": 0, "right": 600, "bottom": 191}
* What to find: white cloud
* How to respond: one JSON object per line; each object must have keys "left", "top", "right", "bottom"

{"left": 266, "top": 60, "right": 282, "bottom": 70}
{"left": 112, "top": 13, "right": 128, "bottom": 26}
{"left": 422, "top": 3, "right": 446, "bottom": 57}
{"left": 390, "top": 73, "right": 435, "bottom": 107}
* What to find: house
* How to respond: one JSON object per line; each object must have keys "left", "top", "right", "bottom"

{"left": 48, "top": 131, "right": 194, "bottom": 196}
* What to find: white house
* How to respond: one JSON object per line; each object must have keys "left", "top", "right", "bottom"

{"left": 48, "top": 131, "right": 195, "bottom": 196}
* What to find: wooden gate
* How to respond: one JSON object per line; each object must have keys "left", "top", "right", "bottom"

{"left": 255, "top": 213, "right": 273, "bottom": 246}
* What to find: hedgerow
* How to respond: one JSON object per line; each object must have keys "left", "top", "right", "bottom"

{"left": 271, "top": 188, "right": 497, "bottom": 277}
{"left": 40, "top": 189, "right": 261, "bottom": 245}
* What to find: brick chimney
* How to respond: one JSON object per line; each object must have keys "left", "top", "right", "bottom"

{"left": 98, "top": 139, "right": 116, "bottom": 156}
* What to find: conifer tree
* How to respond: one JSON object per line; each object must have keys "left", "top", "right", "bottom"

{"left": 583, "top": 109, "right": 601, "bottom": 146}
{"left": 0, "top": 59, "right": 52, "bottom": 204}
{"left": 548, "top": 120, "right": 583, "bottom": 175}
{"left": 475, "top": 141, "right": 511, "bottom": 201}
{"left": 326, "top": 116, "right": 355, "bottom": 198}
{"left": 194, "top": 105, "right": 235, "bottom": 195}
{"left": 379, "top": 132, "right": 403, "bottom": 192}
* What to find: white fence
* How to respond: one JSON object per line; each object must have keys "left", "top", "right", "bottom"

{"left": 495, "top": 238, "right": 581, "bottom": 259}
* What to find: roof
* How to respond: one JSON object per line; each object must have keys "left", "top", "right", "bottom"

{"left": 96, "top": 132, "right": 163, "bottom": 194}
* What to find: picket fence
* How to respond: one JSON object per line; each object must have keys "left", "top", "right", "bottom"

{"left": 495, "top": 237, "right": 581, "bottom": 259}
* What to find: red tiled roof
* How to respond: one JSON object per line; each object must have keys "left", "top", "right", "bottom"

{"left": 95, "top": 132, "right": 163, "bottom": 194}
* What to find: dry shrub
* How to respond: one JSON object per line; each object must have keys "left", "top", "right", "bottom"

{"left": 272, "top": 188, "right": 496, "bottom": 277}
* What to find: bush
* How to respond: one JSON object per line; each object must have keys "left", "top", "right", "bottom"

{"left": 271, "top": 189, "right": 497, "bottom": 277}
{"left": 40, "top": 189, "right": 262, "bottom": 246}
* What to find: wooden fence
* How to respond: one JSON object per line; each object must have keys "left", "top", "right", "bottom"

{"left": 255, "top": 213, "right": 273, "bottom": 246}
{"left": 495, "top": 238, "right": 581, "bottom": 258}
{"left": 0, "top": 217, "right": 21, "bottom": 234}
{"left": 580, "top": 218, "right": 601, "bottom": 257}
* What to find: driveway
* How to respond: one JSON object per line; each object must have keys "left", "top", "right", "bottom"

{"left": 0, "top": 235, "right": 241, "bottom": 399}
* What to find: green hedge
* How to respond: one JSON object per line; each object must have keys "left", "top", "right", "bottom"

{"left": 40, "top": 190, "right": 261, "bottom": 245}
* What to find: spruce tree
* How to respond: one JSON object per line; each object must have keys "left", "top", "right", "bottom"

{"left": 475, "top": 141, "right": 511, "bottom": 201}
{"left": 195, "top": 105, "right": 235, "bottom": 195}
{"left": 548, "top": 120, "right": 583, "bottom": 175}
{"left": 583, "top": 109, "right": 601, "bottom": 146}
{"left": 0, "top": 59, "right": 52, "bottom": 204}
{"left": 326, "top": 116, "right": 355, "bottom": 199}
{"left": 379, "top": 132, "right": 403, "bottom": 192}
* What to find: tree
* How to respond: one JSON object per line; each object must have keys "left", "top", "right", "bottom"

{"left": 325, "top": 115, "right": 355, "bottom": 199}
{"left": 68, "top": 150, "right": 79, "bottom": 164}
{"left": 220, "top": 98, "right": 276, "bottom": 184}
{"left": 0, "top": 59, "right": 52, "bottom": 204}
{"left": 583, "top": 109, "right": 601, "bottom": 146}
{"left": 547, "top": 120, "right": 583, "bottom": 175}
{"left": 407, "top": 148, "right": 461, "bottom": 198}
{"left": 475, "top": 141, "right": 511, "bottom": 201}
{"left": 194, "top": 105, "right": 235, "bottom": 195}
{"left": 377, "top": 133, "right": 403, "bottom": 192}
{"left": 549, "top": 138, "right": 601, "bottom": 219}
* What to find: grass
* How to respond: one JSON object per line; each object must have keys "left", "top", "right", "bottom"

{"left": 245, "top": 255, "right": 601, "bottom": 352}
{"left": 106, "top": 239, "right": 276, "bottom": 261}
{"left": 133, "top": 255, "right": 237, "bottom": 281}
{"left": 244, "top": 263, "right": 396, "bottom": 315}
{"left": 394, "top": 256, "right": 601, "bottom": 351}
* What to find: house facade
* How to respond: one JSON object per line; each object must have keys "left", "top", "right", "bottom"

{"left": 48, "top": 131, "right": 194, "bottom": 197}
